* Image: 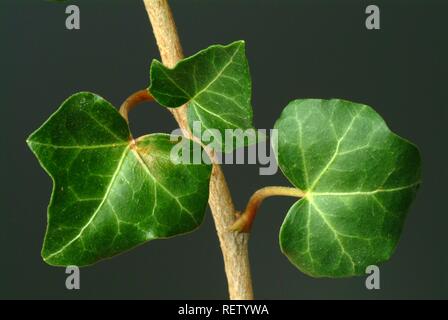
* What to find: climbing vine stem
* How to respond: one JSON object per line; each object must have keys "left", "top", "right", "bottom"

{"left": 143, "top": 0, "right": 254, "bottom": 300}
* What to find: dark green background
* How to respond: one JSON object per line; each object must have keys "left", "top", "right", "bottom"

{"left": 1, "top": 0, "right": 446, "bottom": 299}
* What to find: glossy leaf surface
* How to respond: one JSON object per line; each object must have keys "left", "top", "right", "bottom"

{"left": 27, "top": 92, "right": 211, "bottom": 266}
{"left": 273, "top": 99, "right": 421, "bottom": 277}
{"left": 149, "top": 41, "right": 255, "bottom": 152}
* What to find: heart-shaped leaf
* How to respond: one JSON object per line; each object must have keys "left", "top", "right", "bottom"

{"left": 273, "top": 99, "right": 421, "bottom": 277}
{"left": 27, "top": 92, "right": 212, "bottom": 266}
{"left": 149, "top": 41, "right": 255, "bottom": 152}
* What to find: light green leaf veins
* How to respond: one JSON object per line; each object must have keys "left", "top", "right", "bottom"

{"left": 27, "top": 92, "right": 212, "bottom": 266}
{"left": 148, "top": 41, "right": 255, "bottom": 152}
{"left": 273, "top": 99, "right": 421, "bottom": 277}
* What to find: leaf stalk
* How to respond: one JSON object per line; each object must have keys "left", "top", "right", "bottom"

{"left": 119, "top": 89, "right": 154, "bottom": 122}
{"left": 231, "top": 187, "right": 305, "bottom": 233}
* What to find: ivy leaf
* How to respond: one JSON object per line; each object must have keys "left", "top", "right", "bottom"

{"left": 273, "top": 99, "right": 421, "bottom": 277}
{"left": 148, "top": 41, "right": 255, "bottom": 152}
{"left": 27, "top": 92, "right": 211, "bottom": 266}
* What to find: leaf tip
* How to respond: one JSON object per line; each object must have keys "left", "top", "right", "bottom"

{"left": 41, "top": 249, "right": 70, "bottom": 267}
{"left": 41, "top": 251, "right": 56, "bottom": 267}
{"left": 229, "top": 40, "right": 246, "bottom": 51}
{"left": 149, "top": 58, "right": 163, "bottom": 70}
{"left": 25, "top": 134, "right": 37, "bottom": 151}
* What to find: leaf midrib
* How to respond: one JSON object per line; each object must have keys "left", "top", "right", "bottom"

{"left": 130, "top": 148, "right": 198, "bottom": 224}
{"left": 28, "top": 141, "right": 128, "bottom": 150}
{"left": 189, "top": 44, "right": 240, "bottom": 102}
{"left": 306, "top": 106, "right": 365, "bottom": 193}
{"left": 44, "top": 145, "right": 131, "bottom": 261}
{"left": 157, "top": 44, "right": 240, "bottom": 103}
{"left": 292, "top": 104, "right": 419, "bottom": 273}
{"left": 44, "top": 137, "right": 203, "bottom": 260}
{"left": 310, "top": 182, "right": 420, "bottom": 197}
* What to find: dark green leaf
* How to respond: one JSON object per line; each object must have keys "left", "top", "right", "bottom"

{"left": 149, "top": 41, "right": 255, "bottom": 152}
{"left": 27, "top": 92, "right": 212, "bottom": 266}
{"left": 273, "top": 99, "right": 421, "bottom": 277}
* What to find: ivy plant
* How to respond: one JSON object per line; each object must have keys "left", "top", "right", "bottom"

{"left": 28, "top": 1, "right": 421, "bottom": 295}
{"left": 27, "top": 93, "right": 211, "bottom": 266}
{"left": 273, "top": 99, "right": 421, "bottom": 277}
{"left": 149, "top": 41, "right": 255, "bottom": 152}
